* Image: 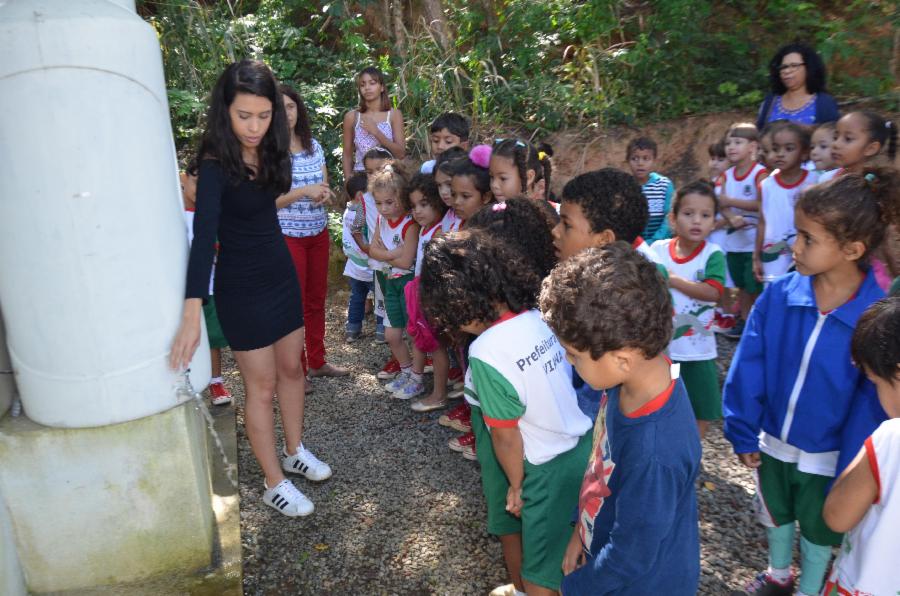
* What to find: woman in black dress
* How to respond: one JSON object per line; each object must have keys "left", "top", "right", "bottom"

{"left": 170, "top": 60, "right": 331, "bottom": 517}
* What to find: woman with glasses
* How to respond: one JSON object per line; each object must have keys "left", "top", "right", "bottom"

{"left": 756, "top": 43, "right": 840, "bottom": 130}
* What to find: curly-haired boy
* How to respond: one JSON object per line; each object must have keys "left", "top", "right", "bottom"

{"left": 539, "top": 242, "right": 701, "bottom": 595}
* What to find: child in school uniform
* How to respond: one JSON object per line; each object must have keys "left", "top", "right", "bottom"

{"left": 341, "top": 172, "right": 374, "bottom": 342}
{"left": 419, "top": 230, "right": 591, "bottom": 596}
{"left": 724, "top": 169, "right": 899, "bottom": 596}
{"left": 718, "top": 122, "right": 769, "bottom": 339}
{"left": 823, "top": 295, "right": 900, "bottom": 595}
{"left": 652, "top": 181, "right": 726, "bottom": 439}
{"left": 540, "top": 242, "right": 701, "bottom": 595}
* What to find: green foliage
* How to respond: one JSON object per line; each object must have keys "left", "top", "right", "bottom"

{"left": 142, "top": 0, "right": 896, "bottom": 178}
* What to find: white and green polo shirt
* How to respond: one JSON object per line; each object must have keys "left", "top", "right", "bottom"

{"left": 651, "top": 238, "right": 726, "bottom": 361}
{"left": 464, "top": 309, "right": 592, "bottom": 465}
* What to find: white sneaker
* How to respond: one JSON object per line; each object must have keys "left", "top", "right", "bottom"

{"left": 282, "top": 444, "right": 333, "bottom": 481}
{"left": 263, "top": 479, "right": 314, "bottom": 517}
{"left": 384, "top": 371, "right": 410, "bottom": 393}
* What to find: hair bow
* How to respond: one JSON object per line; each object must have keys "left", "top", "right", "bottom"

{"left": 492, "top": 202, "right": 507, "bottom": 212}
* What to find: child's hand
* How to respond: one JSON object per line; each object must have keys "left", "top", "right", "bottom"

{"left": 729, "top": 215, "right": 746, "bottom": 230}
{"left": 562, "top": 529, "right": 585, "bottom": 575}
{"left": 737, "top": 451, "right": 762, "bottom": 468}
{"left": 506, "top": 486, "right": 523, "bottom": 518}
{"left": 752, "top": 254, "right": 763, "bottom": 282}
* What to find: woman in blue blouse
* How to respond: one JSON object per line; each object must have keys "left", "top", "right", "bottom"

{"left": 756, "top": 43, "right": 839, "bottom": 130}
{"left": 276, "top": 85, "right": 348, "bottom": 380}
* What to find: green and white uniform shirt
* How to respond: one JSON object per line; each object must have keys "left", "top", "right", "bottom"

{"left": 464, "top": 309, "right": 592, "bottom": 465}
{"left": 376, "top": 214, "right": 415, "bottom": 278}
{"left": 759, "top": 170, "right": 817, "bottom": 282}
{"left": 341, "top": 201, "right": 373, "bottom": 282}
{"left": 651, "top": 238, "right": 726, "bottom": 361}
{"left": 717, "top": 163, "right": 768, "bottom": 253}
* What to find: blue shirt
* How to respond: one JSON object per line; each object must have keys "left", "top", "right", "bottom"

{"left": 768, "top": 94, "right": 817, "bottom": 126}
{"left": 562, "top": 377, "right": 701, "bottom": 595}
{"left": 277, "top": 139, "right": 328, "bottom": 237}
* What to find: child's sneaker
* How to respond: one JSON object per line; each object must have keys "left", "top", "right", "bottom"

{"left": 209, "top": 382, "right": 232, "bottom": 406}
{"left": 376, "top": 357, "right": 400, "bottom": 380}
{"left": 448, "top": 431, "right": 475, "bottom": 452}
{"left": 385, "top": 371, "right": 411, "bottom": 393}
{"left": 724, "top": 318, "right": 746, "bottom": 340}
{"left": 392, "top": 378, "right": 425, "bottom": 400}
{"left": 461, "top": 442, "right": 477, "bottom": 461}
{"left": 345, "top": 329, "right": 362, "bottom": 343}
{"left": 281, "top": 444, "right": 333, "bottom": 481}
{"left": 447, "top": 367, "right": 464, "bottom": 389}
{"left": 729, "top": 571, "right": 794, "bottom": 596}
{"left": 424, "top": 356, "right": 434, "bottom": 374}
{"left": 439, "top": 403, "right": 472, "bottom": 432}
{"left": 262, "top": 479, "right": 314, "bottom": 517}
{"left": 711, "top": 311, "right": 736, "bottom": 334}
{"left": 448, "top": 386, "right": 465, "bottom": 399}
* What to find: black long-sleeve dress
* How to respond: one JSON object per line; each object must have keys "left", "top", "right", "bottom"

{"left": 186, "top": 159, "right": 303, "bottom": 351}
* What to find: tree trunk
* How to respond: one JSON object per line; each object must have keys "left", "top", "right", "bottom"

{"left": 480, "top": 0, "right": 496, "bottom": 31}
{"left": 391, "top": 0, "right": 407, "bottom": 58}
{"left": 421, "top": 0, "right": 451, "bottom": 53}
{"left": 892, "top": 28, "right": 900, "bottom": 87}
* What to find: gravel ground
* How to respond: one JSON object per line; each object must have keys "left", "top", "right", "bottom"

{"left": 226, "top": 291, "right": 766, "bottom": 595}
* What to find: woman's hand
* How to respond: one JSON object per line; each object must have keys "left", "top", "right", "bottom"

{"left": 169, "top": 299, "right": 203, "bottom": 371}
{"left": 562, "top": 528, "right": 586, "bottom": 575}
{"left": 506, "top": 485, "right": 523, "bottom": 518}
{"left": 358, "top": 115, "right": 382, "bottom": 139}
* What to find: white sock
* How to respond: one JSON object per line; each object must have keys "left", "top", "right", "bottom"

{"left": 767, "top": 566, "right": 792, "bottom": 584}
{"left": 399, "top": 363, "right": 412, "bottom": 374}
{"left": 210, "top": 376, "right": 223, "bottom": 384}
{"left": 514, "top": 590, "right": 526, "bottom": 596}
{"left": 410, "top": 371, "right": 423, "bottom": 383}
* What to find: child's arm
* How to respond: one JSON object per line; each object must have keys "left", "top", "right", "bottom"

{"left": 561, "top": 458, "right": 686, "bottom": 593}
{"left": 382, "top": 222, "right": 420, "bottom": 270}
{"left": 649, "top": 180, "right": 675, "bottom": 242}
{"left": 753, "top": 202, "right": 766, "bottom": 282}
{"left": 490, "top": 426, "right": 526, "bottom": 516}
{"left": 823, "top": 442, "right": 878, "bottom": 533}
{"left": 366, "top": 219, "right": 392, "bottom": 261}
{"left": 351, "top": 230, "right": 370, "bottom": 254}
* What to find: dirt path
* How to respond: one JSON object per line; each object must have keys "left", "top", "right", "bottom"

{"left": 231, "top": 293, "right": 766, "bottom": 595}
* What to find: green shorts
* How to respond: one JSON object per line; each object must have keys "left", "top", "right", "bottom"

{"left": 521, "top": 431, "right": 591, "bottom": 590}
{"left": 203, "top": 297, "right": 229, "bottom": 349}
{"left": 756, "top": 453, "right": 843, "bottom": 547}
{"left": 471, "top": 406, "right": 522, "bottom": 537}
{"left": 675, "top": 359, "right": 721, "bottom": 421}
{"left": 375, "top": 271, "right": 413, "bottom": 329}
{"left": 727, "top": 252, "right": 763, "bottom": 294}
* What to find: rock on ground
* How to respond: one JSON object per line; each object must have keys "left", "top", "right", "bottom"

{"left": 226, "top": 294, "right": 766, "bottom": 595}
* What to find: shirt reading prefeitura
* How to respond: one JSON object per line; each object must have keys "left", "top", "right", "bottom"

{"left": 464, "top": 309, "right": 591, "bottom": 465}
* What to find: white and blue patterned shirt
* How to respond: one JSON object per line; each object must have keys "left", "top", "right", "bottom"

{"left": 278, "top": 139, "right": 328, "bottom": 238}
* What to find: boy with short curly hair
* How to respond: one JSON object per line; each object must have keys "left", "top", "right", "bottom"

{"left": 539, "top": 242, "right": 701, "bottom": 595}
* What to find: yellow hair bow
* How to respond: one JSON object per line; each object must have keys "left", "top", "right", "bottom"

{"left": 538, "top": 151, "right": 547, "bottom": 161}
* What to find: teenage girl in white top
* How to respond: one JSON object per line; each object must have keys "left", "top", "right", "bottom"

{"left": 341, "top": 66, "right": 406, "bottom": 179}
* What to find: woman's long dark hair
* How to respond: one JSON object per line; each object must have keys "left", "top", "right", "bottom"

{"left": 768, "top": 42, "right": 827, "bottom": 95}
{"left": 195, "top": 60, "right": 291, "bottom": 194}
{"left": 279, "top": 83, "right": 313, "bottom": 155}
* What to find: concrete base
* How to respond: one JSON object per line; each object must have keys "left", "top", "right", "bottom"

{"left": 0, "top": 401, "right": 216, "bottom": 593}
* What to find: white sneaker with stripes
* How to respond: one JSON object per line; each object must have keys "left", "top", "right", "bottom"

{"left": 282, "top": 444, "right": 333, "bottom": 481}
{"left": 262, "top": 479, "right": 313, "bottom": 517}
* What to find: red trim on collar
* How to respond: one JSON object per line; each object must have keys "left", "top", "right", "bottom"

{"left": 632, "top": 236, "right": 645, "bottom": 249}
{"left": 387, "top": 215, "right": 408, "bottom": 228}
{"left": 669, "top": 238, "right": 706, "bottom": 264}
{"left": 625, "top": 379, "right": 676, "bottom": 418}
{"left": 420, "top": 221, "right": 441, "bottom": 237}
{"left": 774, "top": 169, "right": 808, "bottom": 189}
{"left": 733, "top": 163, "right": 760, "bottom": 182}
{"left": 490, "top": 310, "right": 525, "bottom": 328}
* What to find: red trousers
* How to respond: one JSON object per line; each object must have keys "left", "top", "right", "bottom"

{"left": 284, "top": 230, "right": 330, "bottom": 371}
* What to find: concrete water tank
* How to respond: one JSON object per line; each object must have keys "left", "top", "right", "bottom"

{"left": 0, "top": 0, "right": 211, "bottom": 428}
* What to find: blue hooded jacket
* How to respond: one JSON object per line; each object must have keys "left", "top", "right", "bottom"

{"left": 723, "top": 270, "right": 886, "bottom": 476}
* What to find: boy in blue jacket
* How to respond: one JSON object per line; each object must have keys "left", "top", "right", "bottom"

{"left": 540, "top": 242, "right": 701, "bottom": 595}
{"left": 723, "top": 171, "right": 893, "bottom": 596}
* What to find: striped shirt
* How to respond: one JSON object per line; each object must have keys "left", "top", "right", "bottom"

{"left": 641, "top": 172, "right": 674, "bottom": 242}
{"left": 278, "top": 139, "right": 327, "bottom": 238}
